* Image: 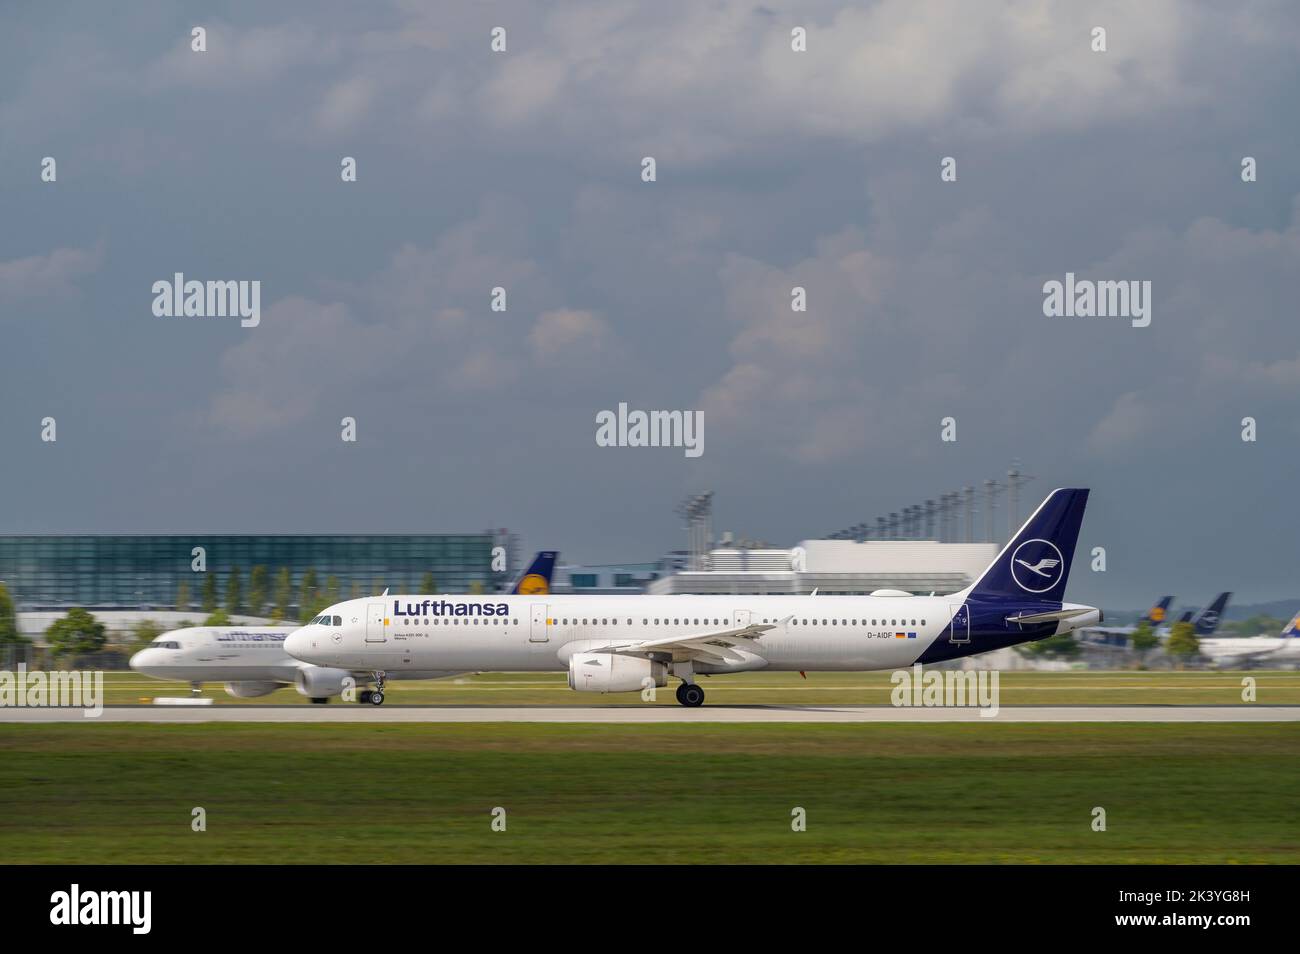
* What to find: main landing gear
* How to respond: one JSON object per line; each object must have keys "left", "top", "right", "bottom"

{"left": 675, "top": 681, "right": 705, "bottom": 707}
{"left": 360, "top": 671, "right": 387, "bottom": 706}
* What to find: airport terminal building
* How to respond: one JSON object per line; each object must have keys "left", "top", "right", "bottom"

{"left": 0, "top": 531, "right": 510, "bottom": 611}
{"left": 649, "top": 540, "right": 999, "bottom": 596}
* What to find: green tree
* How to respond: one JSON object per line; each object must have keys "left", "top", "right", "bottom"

{"left": 201, "top": 574, "right": 218, "bottom": 613}
{"left": 324, "top": 575, "right": 341, "bottom": 604}
{"left": 1129, "top": 621, "right": 1159, "bottom": 667}
{"left": 420, "top": 572, "right": 436, "bottom": 594}
{"left": 468, "top": 580, "right": 484, "bottom": 595}
{"left": 204, "top": 609, "right": 231, "bottom": 627}
{"left": 273, "top": 567, "right": 292, "bottom": 620}
{"left": 299, "top": 569, "right": 328, "bottom": 622}
{"left": 1165, "top": 620, "right": 1200, "bottom": 666}
{"left": 175, "top": 578, "right": 191, "bottom": 611}
{"left": 1016, "top": 632, "right": 1081, "bottom": 659}
{"left": 300, "top": 569, "right": 319, "bottom": 612}
{"left": 225, "top": 566, "right": 244, "bottom": 614}
{"left": 46, "top": 608, "right": 107, "bottom": 660}
{"left": 0, "top": 582, "right": 22, "bottom": 644}
{"left": 247, "top": 565, "right": 269, "bottom": 616}
{"left": 131, "top": 618, "right": 163, "bottom": 650}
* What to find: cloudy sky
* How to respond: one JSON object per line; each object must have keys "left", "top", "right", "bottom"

{"left": 2, "top": 1, "right": 1299, "bottom": 607}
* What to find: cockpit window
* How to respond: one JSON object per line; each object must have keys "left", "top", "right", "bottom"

{"left": 150, "top": 640, "right": 181, "bottom": 649}
{"left": 332, "top": 615, "right": 342, "bottom": 626}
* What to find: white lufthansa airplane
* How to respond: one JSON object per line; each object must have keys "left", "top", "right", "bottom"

{"left": 128, "top": 625, "right": 463, "bottom": 702}
{"left": 285, "top": 489, "right": 1101, "bottom": 706}
{"left": 1198, "top": 610, "right": 1300, "bottom": 668}
{"left": 130, "top": 551, "right": 559, "bottom": 702}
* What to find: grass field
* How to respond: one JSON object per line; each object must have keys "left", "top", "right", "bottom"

{"left": 96, "top": 668, "right": 1300, "bottom": 707}
{"left": 3, "top": 723, "right": 1298, "bottom": 863}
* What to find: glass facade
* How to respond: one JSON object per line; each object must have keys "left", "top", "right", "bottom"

{"left": 0, "top": 533, "right": 502, "bottom": 610}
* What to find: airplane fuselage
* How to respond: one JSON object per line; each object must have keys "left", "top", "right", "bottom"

{"left": 130, "top": 628, "right": 303, "bottom": 683}
{"left": 285, "top": 593, "right": 1099, "bottom": 674}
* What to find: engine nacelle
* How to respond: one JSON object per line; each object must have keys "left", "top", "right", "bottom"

{"left": 224, "top": 681, "right": 282, "bottom": 698}
{"left": 567, "top": 652, "right": 666, "bottom": 693}
{"left": 294, "top": 667, "right": 354, "bottom": 699}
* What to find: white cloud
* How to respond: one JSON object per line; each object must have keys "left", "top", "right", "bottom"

{"left": 207, "top": 203, "right": 616, "bottom": 438}
{"left": 145, "top": 22, "right": 340, "bottom": 90}
{"left": 0, "top": 243, "right": 102, "bottom": 303}
{"left": 530, "top": 308, "right": 613, "bottom": 365}
{"left": 315, "top": 74, "right": 377, "bottom": 133}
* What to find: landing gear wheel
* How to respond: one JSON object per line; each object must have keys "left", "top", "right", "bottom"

{"left": 675, "top": 682, "right": 688, "bottom": 705}
{"left": 369, "top": 689, "right": 385, "bottom": 706}
{"left": 358, "top": 690, "right": 373, "bottom": 705}
{"left": 678, "top": 683, "right": 705, "bottom": 707}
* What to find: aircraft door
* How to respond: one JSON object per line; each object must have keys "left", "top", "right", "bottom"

{"left": 530, "top": 604, "right": 549, "bottom": 643}
{"left": 948, "top": 603, "right": 970, "bottom": 645}
{"left": 366, "top": 603, "right": 387, "bottom": 642}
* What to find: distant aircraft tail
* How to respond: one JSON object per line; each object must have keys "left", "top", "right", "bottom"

{"left": 1175, "top": 610, "right": 1194, "bottom": 625}
{"left": 510, "top": 551, "right": 559, "bottom": 595}
{"left": 964, "top": 488, "right": 1089, "bottom": 603}
{"left": 1142, "top": 595, "right": 1174, "bottom": 628}
{"left": 1281, "top": 610, "right": 1300, "bottom": 639}
{"left": 1193, "top": 592, "right": 1231, "bottom": 636}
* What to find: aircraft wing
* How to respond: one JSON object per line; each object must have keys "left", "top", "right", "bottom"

{"left": 605, "top": 623, "right": 777, "bottom": 665}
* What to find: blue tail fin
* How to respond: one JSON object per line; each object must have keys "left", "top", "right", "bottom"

{"left": 1192, "top": 592, "right": 1231, "bottom": 636}
{"left": 965, "top": 488, "right": 1089, "bottom": 603}
{"left": 1175, "top": 610, "right": 1194, "bottom": 625}
{"left": 1143, "top": 595, "right": 1174, "bottom": 628}
{"left": 510, "top": 551, "right": 559, "bottom": 595}
{"left": 1281, "top": 610, "right": 1300, "bottom": 639}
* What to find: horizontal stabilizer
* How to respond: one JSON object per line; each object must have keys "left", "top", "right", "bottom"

{"left": 1005, "top": 607, "right": 1097, "bottom": 625}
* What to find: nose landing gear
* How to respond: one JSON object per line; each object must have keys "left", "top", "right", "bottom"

{"left": 360, "top": 671, "right": 388, "bottom": 706}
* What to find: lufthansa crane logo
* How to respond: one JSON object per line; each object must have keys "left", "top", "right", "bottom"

{"left": 1010, "top": 539, "right": 1065, "bottom": 594}
{"left": 517, "top": 574, "right": 549, "bottom": 595}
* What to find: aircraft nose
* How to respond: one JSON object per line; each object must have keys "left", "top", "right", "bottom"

{"left": 283, "top": 627, "right": 315, "bottom": 661}
{"left": 129, "top": 648, "right": 157, "bottom": 673}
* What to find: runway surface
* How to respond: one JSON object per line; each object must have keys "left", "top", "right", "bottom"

{"left": 4, "top": 705, "right": 1300, "bottom": 723}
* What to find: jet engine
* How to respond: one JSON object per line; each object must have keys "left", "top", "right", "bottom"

{"left": 567, "top": 652, "right": 666, "bottom": 693}
{"left": 224, "top": 681, "right": 282, "bottom": 698}
{"left": 294, "top": 667, "right": 354, "bottom": 699}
